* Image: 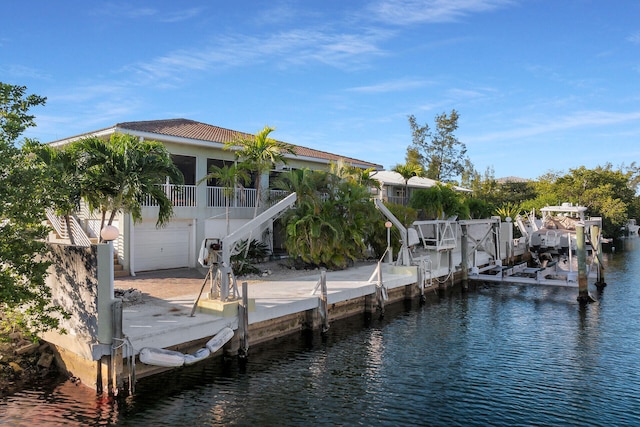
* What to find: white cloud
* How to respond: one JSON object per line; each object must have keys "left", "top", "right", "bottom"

{"left": 347, "top": 78, "right": 431, "bottom": 93}
{"left": 368, "top": 0, "right": 515, "bottom": 25}
{"left": 125, "top": 28, "right": 389, "bottom": 85}
{"left": 470, "top": 110, "right": 640, "bottom": 143}
{"left": 628, "top": 32, "right": 640, "bottom": 44}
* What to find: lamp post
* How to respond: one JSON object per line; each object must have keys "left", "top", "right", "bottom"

{"left": 99, "top": 225, "right": 121, "bottom": 395}
{"left": 100, "top": 225, "right": 119, "bottom": 300}
{"left": 385, "top": 221, "right": 393, "bottom": 264}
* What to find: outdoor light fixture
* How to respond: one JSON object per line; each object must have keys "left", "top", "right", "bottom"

{"left": 100, "top": 225, "right": 119, "bottom": 242}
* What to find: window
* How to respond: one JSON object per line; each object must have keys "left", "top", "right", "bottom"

{"left": 171, "top": 154, "right": 196, "bottom": 185}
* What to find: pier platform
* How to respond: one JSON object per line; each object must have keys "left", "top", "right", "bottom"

{"left": 115, "top": 262, "right": 419, "bottom": 362}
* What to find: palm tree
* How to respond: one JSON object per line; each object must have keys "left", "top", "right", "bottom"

{"left": 330, "top": 159, "right": 381, "bottom": 192}
{"left": 224, "top": 126, "right": 295, "bottom": 218}
{"left": 24, "top": 141, "right": 82, "bottom": 244}
{"left": 73, "top": 133, "right": 184, "bottom": 236}
{"left": 198, "top": 162, "right": 250, "bottom": 235}
{"left": 392, "top": 163, "right": 424, "bottom": 205}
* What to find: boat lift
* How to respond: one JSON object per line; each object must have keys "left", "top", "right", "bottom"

{"left": 197, "top": 192, "right": 297, "bottom": 302}
{"left": 373, "top": 199, "right": 419, "bottom": 266}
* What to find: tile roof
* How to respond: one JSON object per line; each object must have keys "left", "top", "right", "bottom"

{"left": 115, "top": 118, "right": 381, "bottom": 169}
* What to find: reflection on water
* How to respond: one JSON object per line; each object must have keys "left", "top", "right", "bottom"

{"left": 3, "top": 239, "right": 640, "bottom": 426}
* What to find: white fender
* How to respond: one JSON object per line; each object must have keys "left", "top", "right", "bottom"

{"left": 139, "top": 347, "right": 185, "bottom": 367}
{"left": 183, "top": 347, "right": 211, "bottom": 365}
{"left": 206, "top": 327, "right": 235, "bottom": 353}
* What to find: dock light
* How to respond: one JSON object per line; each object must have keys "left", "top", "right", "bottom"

{"left": 101, "top": 225, "right": 119, "bottom": 242}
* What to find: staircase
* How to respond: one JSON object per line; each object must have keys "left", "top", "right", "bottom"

{"left": 113, "top": 252, "right": 129, "bottom": 278}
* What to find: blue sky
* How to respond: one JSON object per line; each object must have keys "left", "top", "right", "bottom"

{"left": 2, "top": 0, "right": 639, "bottom": 180}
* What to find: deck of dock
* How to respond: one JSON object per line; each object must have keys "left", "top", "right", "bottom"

{"left": 114, "top": 261, "right": 419, "bottom": 356}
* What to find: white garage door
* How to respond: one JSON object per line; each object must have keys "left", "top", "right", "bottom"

{"left": 134, "top": 220, "right": 191, "bottom": 272}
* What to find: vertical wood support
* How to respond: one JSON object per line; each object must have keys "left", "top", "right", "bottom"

{"left": 238, "top": 281, "right": 249, "bottom": 358}
{"left": 590, "top": 224, "right": 607, "bottom": 290}
{"left": 375, "top": 261, "right": 386, "bottom": 317}
{"left": 576, "top": 224, "right": 595, "bottom": 303}
{"left": 460, "top": 223, "right": 469, "bottom": 291}
{"left": 319, "top": 270, "right": 330, "bottom": 334}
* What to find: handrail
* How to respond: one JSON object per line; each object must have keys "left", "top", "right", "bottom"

{"left": 45, "top": 209, "right": 92, "bottom": 247}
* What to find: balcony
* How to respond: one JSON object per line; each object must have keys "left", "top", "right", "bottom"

{"left": 141, "top": 184, "right": 290, "bottom": 208}
{"left": 142, "top": 184, "right": 197, "bottom": 207}
{"left": 206, "top": 187, "right": 290, "bottom": 208}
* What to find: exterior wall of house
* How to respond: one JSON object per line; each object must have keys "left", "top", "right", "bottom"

{"left": 121, "top": 136, "right": 339, "bottom": 274}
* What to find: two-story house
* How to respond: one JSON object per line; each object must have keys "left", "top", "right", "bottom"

{"left": 369, "top": 170, "right": 471, "bottom": 206}
{"left": 50, "top": 118, "right": 382, "bottom": 276}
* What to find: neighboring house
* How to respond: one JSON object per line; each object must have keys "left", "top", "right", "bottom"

{"left": 49, "top": 118, "right": 382, "bottom": 275}
{"left": 369, "top": 170, "right": 471, "bottom": 205}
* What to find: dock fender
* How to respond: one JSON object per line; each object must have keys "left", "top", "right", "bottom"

{"left": 206, "top": 327, "right": 235, "bottom": 353}
{"left": 139, "top": 347, "right": 186, "bottom": 367}
{"left": 184, "top": 347, "right": 211, "bottom": 365}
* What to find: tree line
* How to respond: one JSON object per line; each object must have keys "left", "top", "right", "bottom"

{"left": 391, "top": 109, "right": 640, "bottom": 239}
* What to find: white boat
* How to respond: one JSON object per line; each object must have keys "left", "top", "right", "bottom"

{"left": 512, "top": 203, "right": 603, "bottom": 281}
{"left": 624, "top": 219, "right": 639, "bottom": 235}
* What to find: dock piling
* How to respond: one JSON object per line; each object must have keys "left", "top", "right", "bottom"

{"left": 238, "top": 281, "right": 249, "bottom": 358}
{"left": 576, "top": 223, "right": 595, "bottom": 303}
{"left": 319, "top": 270, "right": 330, "bottom": 334}
{"left": 590, "top": 224, "right": 607, "bottom": 290}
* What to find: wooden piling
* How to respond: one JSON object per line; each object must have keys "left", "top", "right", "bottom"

{"left": 576, "top": 224, "right": 595, "bottom": 303}
{"left": 319, "top": 270, "right": 330, "bottom": 333}
{"left": 590, "top": 224, "right": 607, "bottom": 289}
{"left": 238, "top": 281, "right": 249, "bottom": 358}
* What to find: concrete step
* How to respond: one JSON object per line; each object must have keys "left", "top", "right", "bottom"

{"left": 114, "top": 269, "right": 130, "bottom": 278}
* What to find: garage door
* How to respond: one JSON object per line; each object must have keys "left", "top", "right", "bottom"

{"left": 134, "top": 220, "right": 191, "bottom": 272}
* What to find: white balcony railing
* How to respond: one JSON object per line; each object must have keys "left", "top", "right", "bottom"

{"left": 206, "top": 187, "right": 291, "bottom": 208}
{"left": 142, "top": 184, "right": 197, "bottom": 207}
{"left": 141, "top": 184, "right": 290, "bottom": 208}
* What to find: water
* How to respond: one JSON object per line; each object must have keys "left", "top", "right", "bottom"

{"left": 3, "top": 239, "right": 640, "bottom": 426}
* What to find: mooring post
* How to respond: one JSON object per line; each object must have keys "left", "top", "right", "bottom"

{"left": 110, "top": 299, "right": 124, "bottom": 395}
{"left": 576, "top": 223, "right": 595, "bottom": 303}
{"left": 460, "top": 223, "right": 469, "bottom": 291}
{"left": 590, "top": 224, "right": 607, "bottom": 289}
{"left": 238, "top": 281, "right": 249, "bottom": 358}
{"left": 319, "top": 270, "right": 330, "bottom": 333}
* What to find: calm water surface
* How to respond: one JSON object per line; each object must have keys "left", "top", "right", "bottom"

{"left": 3, "top": 239, "right": 640, "bottom": 426}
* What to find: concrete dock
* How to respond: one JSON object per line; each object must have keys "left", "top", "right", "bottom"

{"left": 115, "top": 262, "right": 419, "bottom": 358}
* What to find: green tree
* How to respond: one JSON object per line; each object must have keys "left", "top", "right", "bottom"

{"left": 73, "top": 133, "right": 183, "bottom": 234}
{"left": 198, "top": 162, "right": 250, "bottom": 235}
{"left": 0, "top": 83, "right": 68, "bottom": 336}
{"left": 408, "top": 110, "right": 467, "bottom": 183}
{"left": 392, "top": 162, "right": 424, "bottom": 205}
{"left": 277, "top": 168, "right": 378, "bottom": 269}
{"left": 225, "top": 126, "right": 295, "bottom": 218}
{"left": 24, "top": 141, "right": 83, "bottom": 244}
{"left": 410, "top": 184, "right": 469, "bottom": 220}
